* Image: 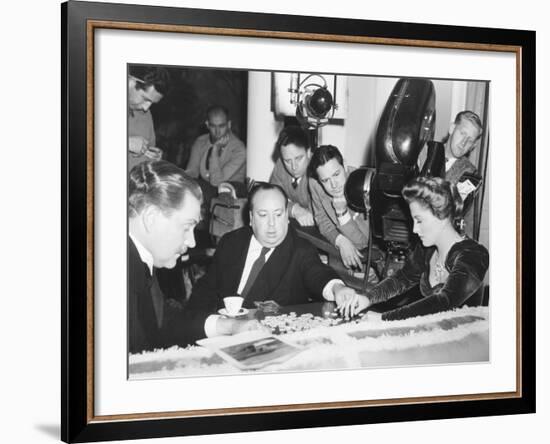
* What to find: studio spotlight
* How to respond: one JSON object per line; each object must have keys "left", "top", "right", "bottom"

{"left": 289, "top": 73, "right": 337, "bottom": 129}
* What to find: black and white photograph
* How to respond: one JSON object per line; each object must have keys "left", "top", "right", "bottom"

{"left": 2, "top": 0, "right": 545, "bottom": 442}
{"left": 57, "top": 1, "right": 536, "bottom": 441}
{"left": 127, "top": 65, "right": 491, "bottom": 378}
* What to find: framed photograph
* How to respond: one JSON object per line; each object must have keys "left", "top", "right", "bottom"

{"left": 62, "top": 0, "right": 535, "bottom": 442}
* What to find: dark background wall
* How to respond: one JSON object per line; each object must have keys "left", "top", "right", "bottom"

{"left": 147, "top": 66, "right": 248, "bottom": 168}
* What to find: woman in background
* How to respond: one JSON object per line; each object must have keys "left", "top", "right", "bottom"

{"left": 337, "top": 176, "right": 489, "bottom": 321}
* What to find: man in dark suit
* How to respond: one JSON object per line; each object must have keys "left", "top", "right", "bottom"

{"left": 129, "top": 237, "right": 194, "bottom": 353}
{"left": 128, "top": 160, "right": 261, "bottom": 354}
{"left": 185, "top": 182, "right": 360, "bottom": 340}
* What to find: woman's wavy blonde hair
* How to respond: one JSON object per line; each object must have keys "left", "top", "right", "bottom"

{"left": 402, "top": 176, "right": 463, "bottom": 223}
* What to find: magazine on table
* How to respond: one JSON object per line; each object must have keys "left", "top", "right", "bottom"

{"left": 196, "top": 331, "right": 303, "bottom": 370}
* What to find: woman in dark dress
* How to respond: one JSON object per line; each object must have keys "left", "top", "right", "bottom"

{"left": 337, "top": 176, "right": 489, "bottom": 321}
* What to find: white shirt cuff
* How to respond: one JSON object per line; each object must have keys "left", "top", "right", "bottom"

{"left": 322, "top": 278, "right": 344, "bottom": 301}
{"left": 204, "top": 314, "right": 220, "bottom": 337}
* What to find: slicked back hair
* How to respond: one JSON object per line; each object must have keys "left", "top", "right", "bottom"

{"left": 129, "top": 160, "right": 202, "bottom": 218}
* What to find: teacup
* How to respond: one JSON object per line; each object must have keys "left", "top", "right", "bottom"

{"left": 223, "top": 296, "right": 244, "bottom": 316}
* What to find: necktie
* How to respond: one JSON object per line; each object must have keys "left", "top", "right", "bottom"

{"left": 291, "top": 178, "right": 298, "bottom": 189}
{"left": 240, "top": 246, "right": 270, "bottom": 300}
{"left": 205, "top": 146, "right": 213, "bottom": 171}
{"left": 150, "top": 269, "right": 164, "bottom": 329}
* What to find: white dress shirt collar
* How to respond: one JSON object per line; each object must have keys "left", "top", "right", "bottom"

{"left": 129, "top": 233, "right": 154, "bottom": 276}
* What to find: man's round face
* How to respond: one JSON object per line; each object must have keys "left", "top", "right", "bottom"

{"left": 250, "top": 189, "right": 289, "bottom": 248}
{"left": 280, "top": 143, "right": 311, "bottom": 179}
{"left": 147, "top": 193, "right": 201, "bottom": 268}
{"left": 449, "top": 119, "right": 481, "bottom": 159}
{"left": 206, "top": 112, "right": 230, "bottom": 142}
{"left": 128, "top": 83, "right": 163, "bottom": 112}
{"left": 316, "top": 158, "right": 347, "bottom": 198}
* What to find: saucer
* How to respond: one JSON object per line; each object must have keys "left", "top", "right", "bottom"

{"left": 218, "top": 308, "right": 249, "bottom": 317}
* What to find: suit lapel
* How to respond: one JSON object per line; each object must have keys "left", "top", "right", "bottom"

{"left": 129, "top": 238, "right": 160, "bottom": 339}
{"left": 228, "top": 228, "right": 254, "bottom": 293}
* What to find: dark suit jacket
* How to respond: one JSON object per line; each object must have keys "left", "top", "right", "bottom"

{"left": 186, "top": 226, "right": 339, "bottom": 316}
{"left": 128, "top": 238, "right": 197, "bottom": 353}
{"left": 445, "top": 157, "right": 477, "bottom": 184}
